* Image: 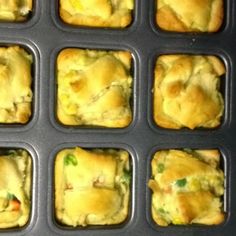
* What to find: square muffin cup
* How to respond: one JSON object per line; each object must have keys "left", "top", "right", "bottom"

{"left": 155, "top": 0, "right": 224, "bottom": 33}
{"left": 48, "top": 143, "right": 136, "bottom": 232}
{"left": 0, "top": 0, "right": 41, "bottom": 29}
{"left": 0, "top": 40, "right": 39, "bottom": 131}
{"left": 153, "top": 54, "right": 225, "bottom": 130}
{"left": 56, "top": 48, "right": 133, "bottom": 128}
{"left": 52, "top": 0, "right": 139, "bottom": 31}
{"left": 146, "top": 145, "right": 229, "bottom": 232}
{"left": 147, "top": 50, "right": 231, "bottom": 134}
{"left": 49, "top": 44, "right": 138, "bottom": 133}
{"left": 0, "top": 142, "right": 38, "bottom": 234}
{"left": 58, "top": 0, "right": 134, "bottom": 29}
{"left": 151, "top": 0, "right": 231, "bottom": 35}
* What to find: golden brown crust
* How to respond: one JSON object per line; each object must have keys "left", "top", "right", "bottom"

{"left": 57, "top": 48, "right": 132, "bottom": 128}
{"left": 0, "top": 0, "right": 32, "bottom": 21}
{"left": 0, "top": 150, "right": 31, "bottom": 228}
{"left": 148, "top": 149, "right": 225, "bottom": 226}
{"left": 153, "top": 55, "right": 225, "bottom": 129}
{"left": 156, "top": 0, "right": 224, "bottom": 32}
{"left": 59, "top": 0, "right": 134, "bottom": 27}
{"left": 0, "top": 46, "right": 32, "bottom": 124}
{"left": 55, "top": 147, "right": 130, "bottom": 227}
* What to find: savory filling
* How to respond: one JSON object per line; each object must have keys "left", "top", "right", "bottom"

{"left": 0, "top": 149, "right": 31, "bottom": 228}
{"left": 0, "top": 192, "right": 21, "bottom": 212}
{"left": 0, "top": 0, "right": 32, "bottom": 21}
{"left": 55, "top": 147, "right": 130, "bottom": 227}
{"left": 57, "top": 49, "right": 132, "bottom": 127}
{"left": 148, "top": 149, "right": 225, "bottom": 226}
{"left": 0, "top": 46, "right": 32, "bottom": 123}
{"left": 59, "top": 0, "right": 134, "bottom": 27}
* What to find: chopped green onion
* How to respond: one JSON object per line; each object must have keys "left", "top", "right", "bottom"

{"left": 157, "top": 163, "right": 165, "bottom": 173}
{"left": 175, "top": 178, "right": 187, "bottom": 187}
{"left": 64, "top": 154, "right": 77, "bottom": 166}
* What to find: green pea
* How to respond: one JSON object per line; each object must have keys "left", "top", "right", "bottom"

{"left": 175, "top": 178, "right": 187, "bottom": 187}
{"left": 64, "top": 154, "right": 78, "bottom": 166}
{"left": 157, "top": 208, "right": 165, "bottom": 214}
{"left": 157, "top": 163, "right": 165, "bottom": 173}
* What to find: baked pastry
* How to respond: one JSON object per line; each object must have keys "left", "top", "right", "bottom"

{"left": 59, "top": 0, "right": 134, "bottom": 27}
{"left": 0, "top": 46, "right": 33, "bottom": 123}
{"left": 57, "top": 48, "right": 132, "bottom": 127}
{"left": 0, "top": 0, "right": 32, "bottom": 21}
{"left": 55, "top": 147, "right": 131, "bottom": 227}
{"left": 156, "top": 0, "right": 224, "bottom": 32}
{"left": 0, "top": 149, "right": 31, "bottom": 228}
{"left": 148, "top": 149, "right": 225, "bottom": 226}
{"left": 153, "top": 55, "right": 225, "bottom": 129}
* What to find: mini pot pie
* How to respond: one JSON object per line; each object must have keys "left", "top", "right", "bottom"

{"left": 0, "top": 46, "right": 33, "bottom": 124}
{"left": 156, "top": 0, "right": 224, "bottom": 32}
{"left": 148, "top": 149, "right": 225, "bottom": 226}
{"left": 54, "top": 147, "right": 131, "bottom": 227}
{"left": 59, "top": 0, "right": 134, "bottom": 28}
{"left": 0, "top": 0, "right": 32, "bottom": 22}
{"left": 0, "top": 149, "right": 32, "bottom": 228}
{"left": 57, "top": 48, "right": 132, "bottom": 128}
{"left": 153, "top": 55, "right": 225, "bottom": 129}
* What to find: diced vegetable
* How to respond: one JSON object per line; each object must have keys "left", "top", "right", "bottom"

{"left": 121, "top": 169, "right": 131, "bottom": 184}
{"left": 7, "top": 192, "right": 16, "bottom": 201}
{"left": 6, "top": 193, "right": 21, "bottom": 211}
{"left": 64, "top": 154, "right": 78, "bottom": 166}
{"left": 157, "top": 208, "right": 165, "bottom": 214}
{"left": 10, "top": 200, "right": 21, "bottom": 211}
{"left": 175, "top": 178, "right": 187, "bottom": 187}
{"left": 157, "top": 163, "right": 165, "bottom": 173}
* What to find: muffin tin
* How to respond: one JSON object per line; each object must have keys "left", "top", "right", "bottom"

{"left": 0, "top": 0, "right": 235, "bottom": 235}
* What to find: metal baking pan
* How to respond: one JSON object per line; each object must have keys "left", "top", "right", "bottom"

{"left": 0, "top": 0, "right": 235, "bottom": 235}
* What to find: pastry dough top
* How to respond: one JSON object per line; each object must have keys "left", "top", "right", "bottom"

{"left": 153, "top": 55, "right": 225, "bottom": 129}
{"left": 156, "top": 0, "right": 224, "bottom": 32}
{"left": 59, "top": 0, "right": 134, "bottom": 27}
{"left": 57, "top": 49, "right": 132, "bottom": 127}
{"left": 0, "top": 46, "right": 32, "bottom": 123}
{"left": 0, "top": 0, "right": 32, "bottom": 21}
{"left": 0, "top": 150, "right": 31, "bottom": 228}
{"left": 55, "top": 147, "right": 130, "bottom": 227}
{"left": 148, "top": 149, "right": 225, "bottom": 226}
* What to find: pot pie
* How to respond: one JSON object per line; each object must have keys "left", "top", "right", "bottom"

{"left": 59, "top": 0, "right": 134, "bottom": 27}
{"left": 57, "top": 48, "right": 132, "bottom": 127}
{"left": 54, "top": 147, "right": 131, "bottom": 227}
{"left": 0, "top": 149, "right": 32, "bottom": 228}
{"left": 148, "top": 149, "right": 225, "bottom": 226}
{"left": 0, "top": 0, "right": 32, "bottom": 22}
{"left": 156, "top": 0, "right": 224, "bottom": 32}
{"left": 0, "top": 46, "right": 33, "bottom": 124}
{"left": 153, "top": 55, "right": 225, "bottom": 129}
